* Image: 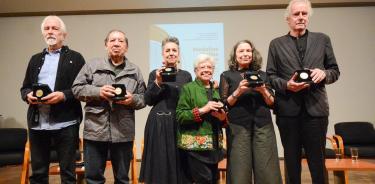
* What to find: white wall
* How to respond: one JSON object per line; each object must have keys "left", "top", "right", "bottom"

{"left": 0, "top": 7, "right": 374, "bottom": 157}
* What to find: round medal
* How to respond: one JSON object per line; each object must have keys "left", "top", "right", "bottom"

{"left": 250, "top": 75, "right": 258, "bottom": 80}
{"left": 165, "top": 68, "right": 172, "bottom": 72}
{"left": 300, "top": 72, "right": 309, "bottom": 80}
{"left": 114, "top": 87, "right": 122, "bottom": 95}
{"left": 36, "top": 89, "right": 44, "bottom": 97}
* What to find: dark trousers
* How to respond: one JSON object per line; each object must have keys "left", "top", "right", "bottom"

{"left": 84, "top": 140, "right": 133, "bottom": 184}
{"left": 277, "top": 112, "right": 328, "bottom": 184}
{"left": 180, "top": 151, "right": 219, "bottom": 184}
{"left": 29, "top": 124, "right": 79, "bottom": 184}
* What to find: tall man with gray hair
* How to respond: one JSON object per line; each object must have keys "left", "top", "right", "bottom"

{"left": 266, "top": 0, "right": 340, "bottom": 183}
{"left": 20, "top": 15, "right": 85, "bottom": 183}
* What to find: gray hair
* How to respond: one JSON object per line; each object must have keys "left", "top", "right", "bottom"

{"left": 284, "top": 0, "right": 313, "bottom": 19}
{"left": 104, "top": 29, "right": 128, "bottom": 47}
{"left": 41, "top": 15, "right": 67, "bottom": 33}
{"left": 194, "top": 54, "right": 215, "bottom": 70}
{"left": 162, "top": 36, "right": 180, "bottom": 50}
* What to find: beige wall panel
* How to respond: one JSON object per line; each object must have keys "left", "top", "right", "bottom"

{"left": 0, "top": 6, "right": 374, "bottom": 157}
{"left": 1, "top": 0, "right": 374, "bottom": 15}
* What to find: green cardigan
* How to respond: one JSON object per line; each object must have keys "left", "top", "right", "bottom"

{"left": 176, "top": 79, "right": 223, "bottom": 151}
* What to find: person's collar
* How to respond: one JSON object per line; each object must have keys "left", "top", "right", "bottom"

{"left": 43, "top": 48, "right": 61, "bottom": 55}
{"left": 288, "top": 29, "right": 309, "bottom": 39}
{"left": 108, "top": 56, "right": 126, "bottom": 67}
{"left": 49, "top": 48, "right": 62, "bottom": 54}
{"left": 109, "top": 56, "right": 126, "bottom": 66}
{"left": 43, "top": 45, "right": 68, "bottom": 55}
{"left": 195, "top": 78, "right": 211, "bottom": 88}
{"left": 238, "top": 67, "right": 249, "bottom": 72}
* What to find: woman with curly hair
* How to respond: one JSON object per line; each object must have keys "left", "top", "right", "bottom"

{"left": 219, "top": 40, "right": 282, "bottom": 184}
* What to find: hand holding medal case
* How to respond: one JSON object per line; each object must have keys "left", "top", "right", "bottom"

{"left": 161, "top": 67, "right": 177, "bottom": 82}
{"left": 32, "top": 83, "right": 52, "bottom": 102}
{"left": 112, "top": 84, "right": 126, "bottom": 101}
{"left": 244, "top": 71, "right": 264, "bottom": 87}
{"left": 295, "top": 69, "right": 312, "bottom": 83}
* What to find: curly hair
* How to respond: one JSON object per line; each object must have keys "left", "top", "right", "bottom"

{"left": 228, "top": 40, "right": 262, "bottom": 71}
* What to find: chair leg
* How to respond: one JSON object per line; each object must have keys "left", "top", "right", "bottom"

{"left": 20, "top": 141, "right": 30, "bottom": 184}
{"left": 76, "top": 172, "right": 85, "bottom": 184}
{"left": 132, "top": 143, "right": 138, "bottom": 184}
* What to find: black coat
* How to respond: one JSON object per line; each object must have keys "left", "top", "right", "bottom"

{"left": 266, "top": 31, "right": 340, "bottom": 117}
{"left": 20, "top": 46, "right": 85, "bottom": 127}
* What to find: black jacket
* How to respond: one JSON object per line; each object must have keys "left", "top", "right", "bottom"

{"left": 266, "top": 31, "right": 340, "bottom": 117}
{"left": 20, "top": 46, "right": 85, "bottom": 127}
{"left": 219, "top": 70, "right": 274, "bottom": 128}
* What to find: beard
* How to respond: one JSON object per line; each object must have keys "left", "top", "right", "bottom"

{"left": 45, "top": 37, "right": 57, "bottom": 46}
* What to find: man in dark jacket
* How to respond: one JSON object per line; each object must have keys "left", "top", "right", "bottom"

{"left": 20, "top": 15, "right": 85, "bottom": 184}
{"left": 266, "top": 0, "right": 340, "bottom": 183}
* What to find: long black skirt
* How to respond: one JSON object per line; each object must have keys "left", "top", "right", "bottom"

{"left": 139, "top": 111, "right": 182, "bottom": 184}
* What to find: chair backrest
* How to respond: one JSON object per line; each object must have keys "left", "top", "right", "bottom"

{"left": 334, "top": 122, "right": 375, "bottom": 145}
{"left": 0, "top": 128, "right": 27, "bottom": 166}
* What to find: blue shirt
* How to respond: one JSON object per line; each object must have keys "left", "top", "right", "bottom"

{"left": 32, "top": 49, "right": 77, "bottom": 130}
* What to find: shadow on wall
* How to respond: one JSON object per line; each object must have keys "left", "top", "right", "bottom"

{"left": 0, "top": 116, "right": 26, "bottom": 129}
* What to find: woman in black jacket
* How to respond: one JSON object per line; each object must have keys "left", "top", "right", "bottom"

{"left": 219, "top": 40, "right": 282, "bottom": 184}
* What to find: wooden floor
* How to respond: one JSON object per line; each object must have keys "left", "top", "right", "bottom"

{"left": 1, "top": 160, "right": 375, "bottom": 184}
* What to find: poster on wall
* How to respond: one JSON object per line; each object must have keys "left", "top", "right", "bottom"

{"left": 149, "top": 23, "right": 225, "bottom": 81}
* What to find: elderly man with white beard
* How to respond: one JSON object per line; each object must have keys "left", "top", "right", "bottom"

{"left": 20, "top": 15, "right": 85, "bottom": 184}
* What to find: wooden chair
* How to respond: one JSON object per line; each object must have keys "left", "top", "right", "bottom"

{"left": 20, "top": 139, "right": 84, "bottom": 184}
{"left": 20, "top": 141, "right": 30, "bottom": 184}
{"left": 218, "top": 158, "right": 227, "bottom": 179}
{"left": 334, "top": 121, "right": 375, "bottom": 158}
{"left": 21, "top": 139, "right": 138, "bottom": 184}
{"left": 218, "top": 133, "right": 227, "bottom": 179}
{"left": 130, "top": 142, "right": 138, "bottom": 184}
{"left": 333, "top": 134, "right": 344, "bottom": 157}
{"left": 48, "top": 139, "right": 84, "bottom": 184}
{"left": 326, "top": 136, "right": 339, "bottom": 157}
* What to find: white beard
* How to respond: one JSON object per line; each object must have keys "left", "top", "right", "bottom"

{"left": 45, "top": 37, "right": 57, "bottom": 46}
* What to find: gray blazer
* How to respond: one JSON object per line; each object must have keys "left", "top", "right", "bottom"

{"left": 266, "top": 31, "right": 340, "bottom": 117}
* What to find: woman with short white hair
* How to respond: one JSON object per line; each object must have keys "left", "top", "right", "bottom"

{"left": 176, "top": 54, "right": 227, "bottom": 184}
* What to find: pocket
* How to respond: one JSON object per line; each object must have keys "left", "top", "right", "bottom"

{"left": 84, "top": 106, "right": 107, "bottom": 127}
{"left": 84, "top": 106, "right": 105, "bottom": 114}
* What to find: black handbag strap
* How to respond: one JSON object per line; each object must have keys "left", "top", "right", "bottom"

{"left": 205, "top": 81, "right": 220, "bottom": 149}
{"left": 206, "top": 81, "right": 214, "bottom": 101}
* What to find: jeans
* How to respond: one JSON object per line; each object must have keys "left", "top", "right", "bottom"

{"left": 29, "top": 124, "right": 79, "bottom": 184}
{"left": 84, "top": 140, "right": 133, "bottom": 184}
